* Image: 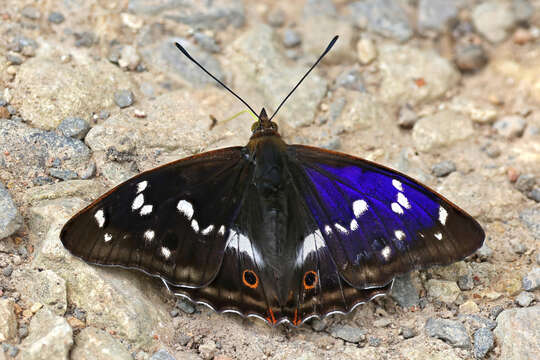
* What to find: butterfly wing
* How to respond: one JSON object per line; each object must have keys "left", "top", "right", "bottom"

{"left": 287, "top": 145, "right": 485, "bottom": 289}
{"left": 61, "top": 147, "right": 253, "bottom": 288}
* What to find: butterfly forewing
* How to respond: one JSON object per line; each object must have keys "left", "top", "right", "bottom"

{"left": 287, "top": 145, "right": 485, "bottom": 289}
{"left": 61, "top": 147, "right": 252, "bottom": 288}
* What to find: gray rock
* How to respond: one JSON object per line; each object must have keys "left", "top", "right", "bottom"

{"left": 512, "top": 0, "right": 534, "bottom": 23}
{"left": 8, "top": 35, "right": 38, "bottom": 53}
{"left": 401, "top": 326, "right": 416, "bottom": 339}
{"left": 459, "top": 314, "right": 497, "bottom": 331}
{"left": 267, "top": 8, "right": 286, "bottom": 27}
{"left": 303, "top": 0, "right": 337, "bottom": 18}
{"left": 426, "top": 279, "right": 461, "bottom": 304}
{"left": 473, "top": 327, "right": 494, "bottom": 359}
{"left": 71, "top": 327, "right": 131, "bottom": 360}
{"left": 454, "top": 44, "right": 488, "bottom": 72}
{"left": 329, "top": 325, "right": 366, "bottom": 343}
{"left": 2, "top": 344, "right": 19, "bottom": 358}
{"left": 334, "top": 69, "right": 365, "bottom": 92}
{"left": 493, "top": 115, "right": 527, "bottom": 138}
{"left": 522, "top": 267, "right": 540, "bottom": 291}
{"left": 48, "top": 12, "right": 65, "bottom": 24}
{"left": 515, "top": 173, "right": 536, "bottom": 194}
{"left": 57, "top": 117, "right": 90, "bottom": 140}
{"left": 283, "top": 29, "right": 301, "bottom": 48}
{"left": 458, "top": 273, "right": 475, "bottom": 291}
{"left": 494, "top": 306, "right": 540, "bottom": 359}
{"left": 0, "top": 299, "right": 17, "bottom": 342}
{"left": 12, "top": 269, "right": 67, "bottom": 316}
{"left": 390, "top": 273, "right": 420, "bottom": 307}
{"left": 515, "top": 291, "right": 535, "bottom": 307}
{"left": 176, "top": 298, "right": 196, "bottom": 314}
{"left": 530, "top": 188, "right": 540, "bottom": 202}
{"left": 2, "top": 265, "right": 13, "bottom": 277}
{"left": 7, "top": 53, "right": 24, "bottom": 65}
{"left": 432, "top": 161, "right": 457, "bottom": 177}
{"left": 425, "top": 317, "right": 471, "bottom": 349}
{"left": 150, "top": 349, "right": 176, "bottom": 360}
{"left": 413, "top": 110, "right": 474, "bottom": 152}
{"left": 489, "top": 305, "right": 504, "bottom": 320}
{"left": 199, "top": 340, "right": 217, "bottom": 360}
{"left": 118, "top": 45, "right": 141, "bottom": 70}
{"left": 114, "top": 90, "right": 135, "bottom": 108}
{"left": 520, "top": 207, "right": 540, "bottom": 240}
{"left": 378, "top": 44, "right": 460, "bottom": 106}
{"left": 398, "top": 105, "right": 418, "bottom": 129}
{"left": 193, "top": 32, "right": 221, "bottom": 53}
{"left": 310, "top": 318, "right": 327, "bottom": 332}
{"left": 348, "top": 0, "right": 412, "bottom": 42}
{"left": 510, "top": 238, "right": 528, "bottom": 254}
{"left": 22, "top": 6, "right": 41, "bottom": 19}
{"left": 18, "top": 308, "right": 73, "bottom": 360}
{"left": 475, "top": 243, "right": 493, "bottom": 260}
{"left": 418, "top": 0, "right": 459, "bottom": 34}
{"left": 472, "top": 1, "right": 516, "bottom": 43}
{"left": 163, "top": 0, "right": 245, "bottom": 29}
{"left": 0, "top": 182, "right": 23, "bottom": 239}
{"left": 74, "top": 31, "right": 97, "bottom": 48}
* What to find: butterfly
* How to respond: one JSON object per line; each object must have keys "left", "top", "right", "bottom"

{"left": 61, "top": 36, "right": 484, "bottom": 326}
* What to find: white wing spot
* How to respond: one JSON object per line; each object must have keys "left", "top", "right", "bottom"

{"left": 434, "top": 232, "right": 443, "bottom": 240}
{"left": 94, "top": 209, "right": 105, "bottom": 228}
{"left": 350, "top": 219, "right": 359, "bottom": 231}
{"left": 218, "top": 225, "right": 225, "bottom": 236}
{"left": 335, "top": 223, "right": 348, "bottom": 234}
{"left": 104, "top": 233, "right": 112, "bottom": 242}
{"left": 324, "top": 225, "right": 332, "bottom": 235}
{"left": 353, "top": 199, "right": 368, "bottom": 217}
{"left": 177, "top": 200, "right": 194, "bottom": 219}
{"left": 161, "top": 246, "right": 171, "bottom": 259}
{"left": 392, "top": 179, "right": 403, "bottom": 191}
{"left": 137, "top": 181, "right": 148, "bottom": 193}
{"left": 132, "top": 193, "right": 144, "bottom": 210}
{"left": 381, "top": 246, "right": 391, "bottom": 260}
{"left": 391, "top": 202, "right": 404, "bottom": 214}
{"left": 397, "top": 192, "right": 411, "bottom": 209}
{"left": 143, "top": 229, "right": 155, "bottom": 242}
{"left": 191, "top": 219, "right": 199, "bottom": 233}
{"left": 226, "top": 230, "right": 263, "bottom": 264}
{"left": 201, "top": 224, "right": 214, "bottom": 235}
{"left": 296, "top": 230, "right": 325, "bottom": 265}
{"left": 140, "top": 204, "right": 153, "bottom": 216}
{"left": 439, "top": 206, "right": 448, "bottom": 225}
{"left": 395, "top": 230, "right": 406, "bottom": 241}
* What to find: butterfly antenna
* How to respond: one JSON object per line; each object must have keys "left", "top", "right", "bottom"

{"left": 175, "top": 41, "right": 258, "bottom": 118}
{"left": 269, "top": 35, "right": 338, "bottom": 122}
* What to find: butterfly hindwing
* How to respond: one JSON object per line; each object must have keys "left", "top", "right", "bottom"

{"left": 61, "top": 147, "right": 252, "bottom": 288}
{"left": 287, "top": 145, "right": 485, "bottom": 289}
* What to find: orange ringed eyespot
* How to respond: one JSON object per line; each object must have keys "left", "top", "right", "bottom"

{"left": 303, "top": 270, "right": 318, "bottom": 290}
{"left": 242, "top": 269, "right": 259, "bottom": 289}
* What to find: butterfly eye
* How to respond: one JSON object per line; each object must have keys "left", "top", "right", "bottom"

{"left": 242, "top": 269, "right": 259, "bottom": 289}
{"left": 303, "top": 271, "right": 318, "bottom": 290}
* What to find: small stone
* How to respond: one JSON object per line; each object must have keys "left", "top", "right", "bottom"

{"left": 522, "top": 267, "right": 540, "bottom": 291}
{"left": 373, "top": 317, "right": 392, "bottom": 328}
{"left": 169, "top": 308, "right": 179, "bottom": 318}
{"left": 30, "top": 302, "right": 43, "bottom": 313}
{"left": 398, "top": 105, "right": 418, "bottom": 129}
{"left": 512, "top": 0, "right": 534, "bottom": 23}
{"left": 356, "top": 37, "right": 377, "bottom": 64}
{"left": 473, "top": 327, "right": 494, "bottom": 359}
{"left": 66, "top": 316, "right": 85, "bottom": 329}
{"left": 74, "top": 31, "right": 97, "bottom": 47}
{"left": 193, "top": 32, "right": 221, "bottom": 53}
{"left": 199, "top": 340, "right": 217, "bottom": 360}
{"left": 426, "top": 279, "right": 461, "bottom": 304}
{"left": 57, "top": 117, "right": 90, "bottom": 139}
{"left": 493, "top": 115, "right": 527, "bottom": 138}
{"left": 2, "top": 265, "right": 13, "bottom": 277}
{"left": 515, "top": 291, "right": 535, "bottom": 307}
{"left": 0, "top": 182, "right": 23, "bottom": 239}
{"left": 48, "top": 11, "right": 65, "bottom": 24}
{"left": 472, "top": 1, "right": 517, "bottom": 43}
{"left": 176, "top": 299, "right": 195, "bottom": 314}
{"left": 510, "top": 238, "right": 527, "bottom": 254}
{"left": 489, "top": 305, "right": 504, "bottom": 319}
{"left": 48, "top": 168, "right": 79, "bottom": 181}
{"left": 267, "top": 8, "right": 285, "bottom": 27}
{"left": 401, "top": 326, "right": 416, "bottom": 339}
{"left": 0, "top": 299, "right": 17, "bottom": 342}
{"left": 417, "top": 0, "right": 458, "bottom": 34}
{"left": 150, "top": 349, "right": 176, "bottom": 360}
{"left": 283, "top": 29, "right": 301, "bottom": 48}
{"left": 459, "top": 300, "right": 479, "bottom": 314}
{"left": 513, "top": 27, "right": 533, "bottom": 44}
{"left": 7, "top": 53, "right": 23, "bottom": 65}
{"left": 458, "top": 273, "right": 475, "bottom": 291}
{"left": 133, "top": 109, "right": 147, "bottom": 118}
{"left": 390, "top": 273, "right": 419, "bottom": 307}
{"left": 118, "top": 45, "right": 141, "bottom": 70}
{"left": 368, "top": 336, "right": 381, "bottom": 347}
{"left": 425, "top": 317, "right": 471, "bottom": 349}
{"left": 2, "top": 344, "right": 19, "bottom": 357}
{"left": 494, "top": 307, "right": 540, "bottom": 359}
{"left": 310, "top": 318, "right": 327, "bottom": 332}
{"left": 334, "top": 68, "right": 365, "bottom": 92}
{"left": 515, "top": 174, "right": 536, "bottom": 194}
{"left": 475, "top": 243, "right": 493, "bottom": 261}
{"left": 22, "top": 6, "right": 41, "bottom": 19}
{"left": 18, "top": 324, "right": 29, "bottom": 338}
{"left": 432, "top": 161, "right": 457, "bottom": 177}
{"left": 454, "top": 44, "right": 488, "bottom": 72}
{"left": 329, "top": 325, "right": 366, "bottom": 343}
{"left": 529, "top": 188, "right": 540, "bottom": 202}
{"left": 114, "top": 90, "right": 135, "bottom": 108}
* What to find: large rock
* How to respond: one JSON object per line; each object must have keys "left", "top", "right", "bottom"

{"left": 18, "top": 308, "right": 73, "bottom": 360}
{"left": 226, "top": 24, "right": 327, "bottom": 129}
{"left": 494, "top": 306, "right": 540, "bottom": 360}
{"left": 11, "top": 57, "right": 134, "bottom": 129}
{"left": 412, "top": 110, "right": 474, "bottom": 152}
{"left": 425, "top": 317, "right": 471, "bottom": 349}
{"left": 71, "top": 327, "right": 132, "bottom": 360}
{"left": 378, "top": 44, "right": 460, "bottom": 106}
{"left": 0, "top": 182, "right": 22, "bottom": 239}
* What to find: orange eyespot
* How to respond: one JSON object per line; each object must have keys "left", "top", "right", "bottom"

{"left": 303, "top": 270, "right": 318, "bottom": 290}
{"left": 242, "top": 269, "right": 259, "bottom": 289}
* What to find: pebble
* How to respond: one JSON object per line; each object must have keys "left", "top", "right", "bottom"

{"left": 356, "top": 37, "right": 377, "bottom": 64}
{"left": 493, "top": 115, "right": 527, "bottom": 138}
{"left": 522, "top": 267, "right": 540, "bottom": 291}
{"left": 454, "top": 44, "right": 488, "bottom": 72}
{"left": 390, "top": 274, "right": 420, "bottom": 307}
{"left": 48, "top": 168, "right": 79, "bottom": 181}
{"left": 114, "top": 90, "right": 135, "bottom": 108}
{"left": 57, "top": 117, "right": 90, "bottom": 139}
{"left": 176, "top": 298, "right": 196, "bottom": 314}
{"left": 267, "top": 8, "right": 285, "bottom": 27}
{"left": 199, "top": 340, "right": 217, "bottom": 360}
{"left": 2, "top": 344, "right": 19, "bottom": 357}
{"left": 334, "top": 68, "right": 365, "bottom": 92}
{"left": 473, "top": 327, "right": 494, "bottom": 359}
{"left": 310, "top": 318, "right": 327, "bottom": 332}
{"left": 6, "top": 53, "right": 23, "bottom": 65}
{"left": 368, "top": 336, "right": 381, "bottom": 347}
{"left": 432, "top": 161, "right": 457, "bottom": 177}
{"left": 193, "top": 32, "right": 221, "bottom": 53}
{"left": 513, "top": 27, "right": 533, "bottom": 44}
{"left": 458, "top": 273, "right": 475, "bottom": 291}
{"left": 476, "top": 243, "right": 493, "bottom": 261}
{"left": 459, "top": 300, "right": 479, "bottom": 314}
{"left": 118, "top": 45, "right": 141, "bottom": 70}
{"left": 18, "top": 324, "right": 29, "bottom": 338}
{"left": 489, "top": 305, "right": 504, "bottom": 320}
{"left": 48, "top": 11, "right": 65, "bottom": 24}
{"left": 347, "top": 0, "right": 413, "bottom": 42}
{"left": 0, "top": 299, "right": 17, "bottom": 342}
{"left": 512, "top": 0, "right": 534, "bottom": 24}
{"left": 529, "top": 188, "right": 540, "bottom": 202}
{"left": 514, "top": 173, "right": 536, "bottom": 194}
{"left": 169, "top": 308, "right": 179, "bottom": 318}
{"left": 283, "top": 29, "right": 301, "bottom": 48}
{"left": 329, "top": 325, "right": 366, "bottom": 343}
{"left": 425, "top": 317, "right": 471, "bottom": 349}
{"left": 417, "top": 0, "right": 458, "bottom": 34}
{"left": 22, "top": 6, "right": 41, "bottom": 19}
{"left": 515, "top": 291, "right": 535, "bottom": 307}
{"left": 2, "top": 265, "right": 13, "bottom": 277}
{"left": 472, "top": 1, "right": 516, "bottom": 43}
{"left": 398, "top": 105, "right": 418, "bottom": 129}
{"left": 426, "top": 279, "right": 461, "bottom": 304}
{"left": 74, "top": 31, "right": 96, "bottom": 47}
{"left": 401, "top": 326, "right": 416, "bottom": 339}
{"left": 150, "top": 349, "right": 176, "bottom": 360}
{"left": 494, "top": 307, "right": 539, "bottom": 359}
{"left": 510, "top": 238, "right": 528, "bottom": 254}
{"left": 8, "top": 35, "right": 38, "bottom": 53}
{"left": 519, "top": 208, "right": 539, "bottom": 240}
{"left": 0, "top": 182, "right": 23, "bottom": 240}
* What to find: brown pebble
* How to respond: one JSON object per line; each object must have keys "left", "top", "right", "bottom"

{"left": 507, "top": 167, "right": 520, "bottom": 182}
{"left": 513, "top": 28, "right": 532, "bottom": 45}
{"left": 67, "top": 316, "right": 86, "bottom": 329}
{"left": 0, "top": 106, "right": 10, "bottom": 118}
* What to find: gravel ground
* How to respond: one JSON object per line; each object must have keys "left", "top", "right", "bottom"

{"left": 0, "top": 0, "right": 539, "bottom": 359}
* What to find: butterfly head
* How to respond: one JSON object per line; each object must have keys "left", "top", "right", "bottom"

{"left": 250, "top": 108, "right": 279, "bottom": 138}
